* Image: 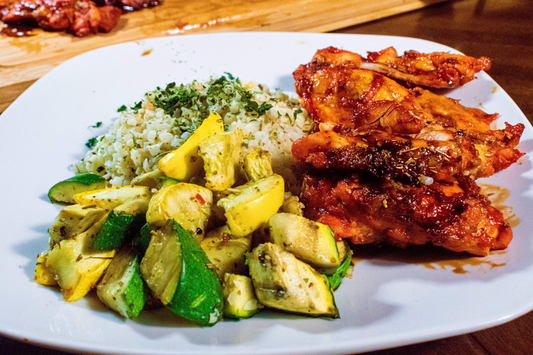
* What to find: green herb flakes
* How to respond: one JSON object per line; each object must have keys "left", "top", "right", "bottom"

{"left": 293, "top": 109, "right": 303, "bottom": 122}
{"left": 85, "top": 137, "right": 99, "bottom": 149}
{"left": 131, "top": 101, "right": 142, "bottom": 111}
{"left": 245, "top": 101, "right": 273, "bottom": 117}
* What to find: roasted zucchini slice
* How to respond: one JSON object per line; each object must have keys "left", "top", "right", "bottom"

{"left": 73, "top": 186, "right": 151, "bottom": 210}
{"left": 146, "top": 183, "right": 212, "bottom": 241}
{"left": 247, "top": 243, "right": 339, "bottom": 318}
{"left": 93, "top": 196, "right": 149, "bottom": 251}
{"left": 200, "top": 225, "right": 251, "bottom": 280}
{"left": 140, "top": 223, "right": 183, "bottom": 306}
{"left": 97, "top": 246, "right": 148, "bottom": 319}
{"left": 198, "top": 129, "right": 243, "bottom": 191}
{"left": 328, "top": 247, "right": 353, "bottom": 290}
{"left": 167, "top": 222, "right": 224, "bottom": 326}
{"left": 140, "top": 222, "right": 224, "bottom": 326}
{"left": 268, "top": 213, "right": 340, "bottom": 271}
{"left": 48, "top": 174, "right": 107, "bottom": 204}
{"left": 223, "top": 274, "right": 262, "bottom": 319}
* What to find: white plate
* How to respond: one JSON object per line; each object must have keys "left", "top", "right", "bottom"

{"left": 1, "top": 32, "right": 532, "bottom": 355}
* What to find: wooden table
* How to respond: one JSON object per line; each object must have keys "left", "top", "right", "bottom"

{"left": 1, "top": 0, "right": 532, "bottom": 354}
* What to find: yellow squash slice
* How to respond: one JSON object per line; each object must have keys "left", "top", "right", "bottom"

{"left": 46, "top": 215, "right": 115, "bottom": 302}
{"left": 146, "top": 183, "right": 213, "bottom": 241}
{"left": 217, "top": 174, "right": 284, "bottom": 237}
{"left": 34, "top": 253, "right": 58, "bottom": 287}
{"left": 73, "top": 186, "right": 151, "bottom": 210}
{"left": 158, "top": 112, "right": 224, "bottom": 181}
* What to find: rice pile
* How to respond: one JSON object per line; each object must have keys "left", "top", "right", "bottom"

{"left": 73, "top": 75, "right": 313, "bottom": 192}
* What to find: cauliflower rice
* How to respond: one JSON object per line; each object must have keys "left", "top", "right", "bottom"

{"left": 73, "top": 75, "right": 313, "bottom": 192}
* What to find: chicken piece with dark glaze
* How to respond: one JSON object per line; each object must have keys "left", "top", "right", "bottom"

{"left": 293, "top": 55, "right": 427, "bottom": 134}
{"left": 1, "top": 0, "right": 122, "bottom": 37}
{"left": 293, "top": 48, "right": 524, "bottom": 183}
{"left": 300, "top": 46, "right": 491, "bottom": 89}
{"left": 292, "top": 127, "right": 524, "bottom": 184}
{"left": 292, "top": 47, "right": 523, "bottom": 256}
{"left": 293, "top": 47, "right": 502, "bottom": 136}
{"left": 361, "top": 46, "right": 491, "bottom": 88}
{"left": 301, "top": 172, "right": 513, "bottom": 256}
{"left": 293, "top": 130, "right": 472, "bottom": 184}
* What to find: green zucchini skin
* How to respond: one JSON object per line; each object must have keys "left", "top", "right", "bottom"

{"left": 121, "top": 261, "right": 148, "bottom": 318}
{"left": 223, "top": 274, "right": 263, "bottom": 319}
{"left": 93, "top": 211, "right": 146, "bottom": 251}
{"left": 268, "top": 213, "right": 340, "bottom": 271}
{"left": 97, "top": 247, "right": 148, "bottom": 319}
{"left": 48, "top": 174, "right": 106, "bottom": 204}
{"left": 328, "top": 249, "right": 353, "bottom": 290}
{"left": 132, "top": 224, "right": 153, "bottom": 258}
{"left": 167, "top": 222, "right": 224, "bottom": 326}
{"left": 140, "top": 223, "right": 182, "bottom": 306}
{"left": 247, "top": 243, "right": 339, "bottom": 318}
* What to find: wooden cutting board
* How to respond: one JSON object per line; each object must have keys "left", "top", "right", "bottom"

{"left": 0, "top": 0, "right": 446, "bottom": 112}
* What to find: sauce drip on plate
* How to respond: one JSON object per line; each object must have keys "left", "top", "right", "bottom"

{"left": 350, "top": 244, "right": 506, "bottom": 274}
{"left": 479, "top": 183, "right": 520, "bottom": 228}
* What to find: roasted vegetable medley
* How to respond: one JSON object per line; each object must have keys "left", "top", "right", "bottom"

{"left": 38, "top": 112, "right": 353, "bottom": 325}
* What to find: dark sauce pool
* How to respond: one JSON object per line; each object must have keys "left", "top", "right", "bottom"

{"left": 1, "top": 24, "right": 35, "bottom": 37}
{"left": 350, "top": 244, "right": 506, "bottom": 274}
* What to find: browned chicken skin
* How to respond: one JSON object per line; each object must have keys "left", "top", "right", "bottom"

{"left": 302, "top": 172, "right": 512, "bottom": 256}
{"left": 293, "top": 126, "right": 524, "bottom": 184}
{"left": 0, "top": 0, "right": 158, "bottom": 36}
{"left": 293, "top": 47, "right": 524, "bottom": 182}
{"left": 0, "top": 0, "right": 121, "bottom": 36}
{"left": 294, "top": 60, "right": 426, "bottom": 134}
{"left": 293, "top": 46, "right": 523, "bottom": 255}
{"left": 294, "top": 130, "right": 474, "bottom": 184}
{"left": 363, "top": 47, "right": 491, "bottom": 89}
{"left": 300, "top": 46, "right": 492, "bottom": 89}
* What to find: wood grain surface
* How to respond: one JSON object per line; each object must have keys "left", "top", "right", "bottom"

{"left": 0, "top": 0, "right": 445, "bottom": 112}
{"left": 1, "top": 0, "right": 533, "bottom": 354}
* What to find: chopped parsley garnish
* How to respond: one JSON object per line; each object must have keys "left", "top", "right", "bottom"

{"left": 117, "top": 105, "right": 127, "bottom": 112}
{"left": 152, "top": 81, "right": 200, "bottom": 116}
{"left": 85, "top": 137, "right": 98, "bottom": 148}
{"left": 245, "top": 101, "right": 273, "bottom": 117}
{"left": 286, "top": 112, "right": 292, "bottom": 124}
{"left": 131, "top": 101, "right": 142, "bottom": 111}
{"left": 293, "top": 108, "right": 303, "bottom": 123}
{"left": 149, "top": 74, "right": 273, "bottom": 134}
{"left": 90, "top": 121, "right": 102, "bottom": 128}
